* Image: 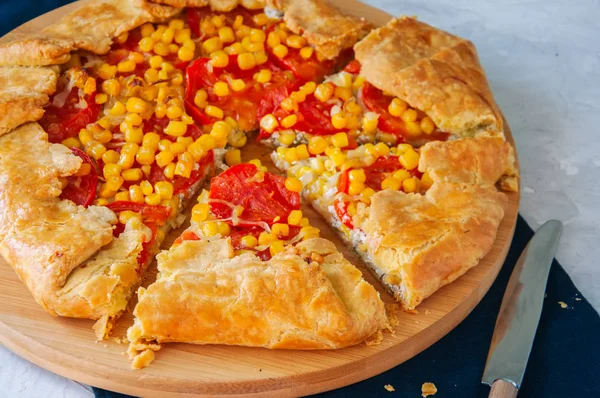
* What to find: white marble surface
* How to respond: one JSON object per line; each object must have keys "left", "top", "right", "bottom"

{"left": 2, "top": 0, "right": 599, "bottom": 396}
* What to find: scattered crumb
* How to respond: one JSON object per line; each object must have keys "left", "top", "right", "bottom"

{"left": 558, "top": 301, "right": 568, "bottom": 309}
{"left": 103, "top": 344, "right": 108, "bottom": 348}
{"left": 386, "top": 304, "right": 400, "bottom": 327}
{"left": 424, "top": 309, "right": 431, "bottom": 315}
{"left": 415, "top": 320, "right": 420, "bottom": 325}
{"left": 575, "top": 298, "right": 582, "bottom": 301}
{"left": 406, "top": 308, "right": 418, "bottom": 315}
{"left": 366, "top": 330, "right": 384, "bottom": 345}
{"left": 384, "top": 384, "right": 395, "bottom": 392}
{"left": 422, "top": 382, "right": 437, "bottom": 397}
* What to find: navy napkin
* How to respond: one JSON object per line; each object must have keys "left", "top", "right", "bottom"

{"left": 90, "top": 216, "right": 600, "bottom": 398}
{"left": 1, "top": 2, "right": 599, "bottom": 397}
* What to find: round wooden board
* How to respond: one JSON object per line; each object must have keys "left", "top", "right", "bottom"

{"left": 0, "top": 1, "right": 520, "bottom": 397}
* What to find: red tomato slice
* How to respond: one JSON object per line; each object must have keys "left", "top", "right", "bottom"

{"left": 337, "top": 169, "right": 350, "bottom": 194}
{"left": 40, "top": 88, "right": 101, "bottom": 144}
{"left": 362, "top": 155, "right": 422, "bottom": 190}
{"left": 187, "top": 7, "right": 262, "bottom": 38}
{"left": 59, "top": 148, "right": 98, "bottom": 208}
{"left": 361, "top": 82, "right": 408, "bottom": 137}
{"left": 333, "top": 199, "right": 354, "bottom": 229}
{"left": 106, "top": 201, "right": 171, "bottom": 225}
{"left": 256, "top": 81, "right": 301, "bottom": 140}
{"left": 111, "top": 29, "right": 142, "bottom": 52}
{"left": 173, "top": 230, "right": 201, "bottom": 245}
{"left": 137, "top": 221, "right": 158, "bottom": 269}
{"left": 291, "top": 96, "right": 341, "bottom": 136}
{"left": 343, "top": 60, "right": 361, "bottom": 74}
{"left": 209, "top": 164, "right": 300, "bottom": 226}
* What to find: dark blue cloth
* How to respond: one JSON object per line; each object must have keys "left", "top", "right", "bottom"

{"left": 2, "top": 3, "right": 599, "bottom": 397}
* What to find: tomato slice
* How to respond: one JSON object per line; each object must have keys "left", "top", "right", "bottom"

{"left": 185, "top": 56, "right": 295, "bottom": 131}
{"left": 343, "top": 60, "right": 361, "bottom": 74}
{"left": 106, "top": 201, "right": 171, "bottom": 224}
{"left": 256, "top": 81, "right": 301, "bottom": 140}
{"left": 337, "top": 169, "right": 350, "bottom": 194}
{"left": 187, "top": 7, "right": 262, "bottom": 38}
{"left": 40, "top": 88, "right": 101, "bottom": 144}
{"left": 173, "top": 230, "right": 201, "bottom": 245}
{"left": 362, "top": 155, "right": 422, "bottom": 190}
{"left": 333, "top": 199, "right": 354, "bottom": 229}
{"left": 361, "top": 82, "right": 409, "bottom": 137}
{"left": 209, "top": 164, "right": 300, "bottom": 226}
{"left": 59, "top": 148, "right": 98, "bottom": 208}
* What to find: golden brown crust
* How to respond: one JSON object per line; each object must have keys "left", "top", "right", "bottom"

{"left": 0, "top": 66, "right": 58, "bottom": 136}
{"left": 0, "top": 0, "right": 181, "bottom": 67}
{"left": 419, "top": 136, "right": 519, "bottom": 191}
{"left": 354, "top": 182, "right": 507, "bottom": 310}
{"left": 354, "top": 16, "right": 503, "bottom": 137}
{"left": 127, "top": 235, "right": 388, "bottom": 367}
{"left": 273, "top": 0, "right": 373, "bottom": 60}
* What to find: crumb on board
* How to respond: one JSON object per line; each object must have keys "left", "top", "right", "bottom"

{"left": 424, "top": 309, "right": 431, "bottom": 315}
{"left": 384, "top": 384, "right": 395, "bottom": 392}
{"left": 558, "top": 301, "right": 568, "bottom": 308}
{"left": 575, "top": 298, "right": 582, "bottom": 301}
{"left": 422, "top": 382, "right": 437, "bottom": 397}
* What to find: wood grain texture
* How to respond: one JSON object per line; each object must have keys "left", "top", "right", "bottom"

{"left": 0, "top": 1, "right": 520, "bottom": 396}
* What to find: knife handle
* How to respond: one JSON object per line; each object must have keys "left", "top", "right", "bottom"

{"left": 489, "top": 380, "right": 518, "bottom": 398}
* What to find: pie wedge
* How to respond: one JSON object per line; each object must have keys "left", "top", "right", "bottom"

{"left": 127, "top": 163, "right": 389, "bottom": 368}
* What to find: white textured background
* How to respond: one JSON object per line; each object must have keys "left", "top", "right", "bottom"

{"left": 1, "top": 0, "right": 599, "bottom": 396}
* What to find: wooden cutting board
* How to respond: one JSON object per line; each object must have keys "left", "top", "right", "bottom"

{"left": 0, "top": 1, "right": 520, "bottom": 396}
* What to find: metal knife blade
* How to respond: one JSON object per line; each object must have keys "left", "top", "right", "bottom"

{"left": 482, "top": 220, "right": 563, "bottom": 391}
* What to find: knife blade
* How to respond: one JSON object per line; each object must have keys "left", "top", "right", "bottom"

{"left": 482, "top": 220, "right": 563, "bottom": 397}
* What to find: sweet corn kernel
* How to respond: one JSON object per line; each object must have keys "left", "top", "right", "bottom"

{"left": 295, "top": 144, "right": 310, "bottom": 160}
{"left": 141, "top": 23, "right": 155, "bottom": 37}
{"left": 237, "top": 235, "right": 256, "bottom": 249}
{"left": 194, "top": 89, "right": 208, "bottom": 108}
{"left": 401, "top": 108, "right": 418, "bottom": 122}
{"left": 129, "top": 185, "right": 144, "bottom": 203}
{"left": 197, "top": 135, "right": 216, "bottom": 151}
{"left": 269, "top": 240, "right": 285, "bottom": 256}
{"left": 345, "top": 101, "right": 362, "bottom": 116}
{"left": 362, "top": 112, "right": 379, "bottom": 133}
{"left": 74, "top": 163, "right": 91, "bottom": 177}
{"left": 352, "top": 75, "right": 365, "bottom": 89}
{"left": 117, "top": 59, "right": 136, "bottom": 73}
{"left": 375, "top": 142, "right": 390, "bottom": 156}
{"left": 314, "top": 83, "right": 334, "bottom": 102}
{"left": 405, "top": 121, "right": 422, "bottom": 136}
{"left": 203, "top": 37, "right": 223, "bottom": 53}
{"left": 282, "top": 147, "right": 298, "bottom": 163}
{"left": 224, "top": 42, "right": 243, "bottom": 55}
{"left": 190, "top": 203, "right": 208, "bottom": 223}
{"left": 287, "top": 210, "right": 302, "bottom": 226}
{"left": 230, "top": 79, "right": 246, "bottom": 92}
{"left": 420, "top": 172, "right": 434, "bottom": 189}
{"left": 222, "top": 149, "right": 241, "bottom": 166}
{"left": 98, "top": 183, "right": 116, "bottom": 199}
{"left": 149, "top": 55, "right": 163, "bottom": 69}
{"left": 61, "top": 137, "right": 81, "bottom": 149}
{"left": 124, "top": 127, "right": 144, "bottom": 144}
{"left": 153, "top": 181, "right": 173, "bottom": 200}
{"left": 218, "top": 26, "right": 235, "bottom": 43}
{"left": 300, "top": 226, "right": 320, "bottom": 240}
{"left": 331, "top": 150, "right": 346, "bottom": 167}
{"left": 388, "top": 98, "right": 408, "bottom": 117}
{"left": 280, "top": 97, "right": 298, "bottom": 112}
{"left": 381, "top": 177, "right": 401, "bottom": 190}
{"left": 331, "top": 132, "right": 349, "bottom": 147}
{"left": 300, "top": 217, "right": 310, "bottom": 227}
{"left": 300, "top": 81, "right": 316, "bottom": 95}
{"left": 258, "top": 232, "right": 277, "bottom": 246}
{"left": 420, "top": 116, "right": 435, "bottom": 134}
{"left": 348, "top": 181, "right": 364, "bottom": 195}
{"left": 331, "top": 113, "right": 347, "bottom": 130}
{"left": 397, "top": 143, "right": 413, "bottom": 153}
{"left": 121, "top": 168, "right": 142, "bottom": 181}
{"left": 260, "top": 114, "right": 279, "bottom": 133}
{"left": 170, "top": 142, "right": 186, "bottom": 155}
{"left": 177, "top": 45, "right": 195, "bottom": 62}
{"left": 360, "top": 187, "right": 376, "bottom": 202}
{"left": 205, "top": 105, "right": 224, "bottom": 119}
{"left": 270, "top": 223, "right": 289, "bottom": 238}
{"left": 100, "top": 150, "right": 119, "bottom": 165}
{"left": 94, "top": 93, "right": 108, "bottom": 105}
{"left": 399, "top": 149, "right": 420, "bottom": 170}
{"left": 299, "top": 46, "right": 314, "bottom": 59}
{"left": 109, "top": 100, "right": 126, "bottom": 116}
{"left": 402, "top": 177, "right": 420, "bottom": 193}
{"left": 174, "top": 161, "right": 193, "bottom": 178}
{"left": 201, "top": 221, "right": 218, "bottom": 237}
{"left": 285, "top": 177, "right": 302, "bottom": 192}
{"left": 308, "top": 136, "right": 327, "bottom": 155}
{"left": 142, "top": 132, "right": 160, "bottom": 151}
{"left": 103, "top": 163, "right": 122, "bottom": 178}
{"left": 279, "top": 131, "right": 296, "bottom": 146}
{"left": 349, "top": 169, "right": 366, "bottom": 183}
{"left": 118, "top": 210, "right": 141, "bottom": 225}
{"left": 163, "top": 163, "right": 176, "bottom": 179}
{"left": 155, "top": 150, "right": 175, "bottom": 167}
{"left": 86, "top": 142, "right": 107, "bottom": 160}
{"left": 213, "top": 81, "right": 230, "bottom": 96}
{"left": 254, "top": 69, "right": 271, "bottom": 83}
{"left": 237, "top": 52, "right": 256, "bottom": 70}
{"left": 334, "top": 86, "right": 352, "bottom": 101}
{"left": 249, "top": 28, "right": 266, "bottom": 43}
{"left": 393, "top": 169, "right": 411, "bottom": 182}
{"left": 114, "top": 191, "right": 130, "bottom": 202}
{"left": 97, "top": 64, "right": 117, "bottom": 80}
{"left": 272, "top": 44, "right": 288, "bottom": 58}
{"left": 125, "top": 97, "right": 148, "bottom": 114}
{"left": 140, "top": 180, "right": 153, "bottom": 195}
{"left": 136, "top": 147, "right": 155, "bottom": 165}
{"left": 106, "top": 176, "right": 124, "bottom": 191}
{"left": 248, "top": 158, "right": 262, "bottom": 168}
{"left": 164, "top": 120, "right": 187, "bottom": 137}
{"left": 280, "top": 114, "right": 297, "bottom": 128}
{"left": 144, "top": 193, "right": 161, "bottom": 206}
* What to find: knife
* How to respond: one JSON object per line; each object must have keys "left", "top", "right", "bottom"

{"left": 482, "top": 220, "right": 563, "bottom": 398}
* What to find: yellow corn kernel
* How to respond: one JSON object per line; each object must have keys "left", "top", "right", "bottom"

{"left": 141, "top": 133, "right": 160, "bottom": 151}
{"left": 280, "top": 114, "right": 297, "bottom": 129}
{"left": 153, "top": 42, "right": 169, "bottom": 56}
{"left": 248, "top": 159, "right": 262, "bottom": 168}
{"left": 61, "top": 137, "right": 81, "bottom": 149}
{"left": 420, "top": 116, "right": 435, "bottom": 134}
{"left": 281, "top": 147, "right": 298, "bottom": 163}
{"left": 205, "top": 105, "right": 224, "bottom": 119}
{"left": 109, "top": 100, "right": 126, "bottom": 116}
{"left": 149, "top": 55, "right": 163, "bottom": 69}
{"left": 141, "top": 165, "right": 152, "bottom": 176}
{"left": 135, "top": 147, "right": 155, "bottom": 165}
{"left": 397, "top": 143, "right": 413, "bottom": 153}
{"left": 388, "top": 98, "right": 408, "bottom": 117}
{"left": 256, "top": 50, "right": 269, "bottom": 66}
{"left": 211, "top": 119, "right": 232, "bottom": 137}
{"left": 86, "top": 141, "right": 107, "bottom": 160}
{"left": 154, "top": 150, "right": 175, "bottom": 167}
{"left": 306, "top": 136, "right": 326, "bottom": 155}
{"left": 157, "top": 139, "right": 171, "bottom": 152}
{"left": 200, "top": 221, "right": 218, "bottom": 237}
{"left": 267, "top": 31, "right": 281, "bottom": 48}
{"left": 74, "top": 163, "right": 91, "bottom": 177}
{"left": 285, "top": 177, "right": 302, "bottom": 193}
{"left": 224, "top": 42, "right": 243, "bottom": 55}
{"left": 121, "top": 168, "right": 142, "bottom": 181}
{"left": 392, "top": 169, "right": 411, "bottom": 182}
{"left": 174, "top": 161, "right": 193, "bottom": 178}
{"left": 299, "top": 46, "right": 314, "bottom": 59}
{"left": 163, "top": 163, "right": 176, "bottom": 179}
{"left": 194, "top": 89, "right": 208, "bottom": 108}
{"left": 98, "top": 183, "right": 116, "bottom": 199}
{"left": 349, "top": 169, "right": 366, "bottom": 183}
{"left": 124, "top": 113, "right": 143, "bottom": 127}
{"left": 203, "top": 37, "right": 223, "bottom": 54}
{"left": 405, "top": 121, "right": 422, "bottom": 136}
{"left": 143, "top": 68, "right": 159, "bottom": 84}
{"left": 164, "top": 120, "right": 187, "bottom": 137}
{"left": 102, "top": 149, "right": 120, "bottom": 164}
{"left": 348, "top": 181, "right": 364, "bottom": 196}
{"left": 364, "top": 143, "right": 378, "bottom": 157}
{"left": 185, "top": 141, "right": 206, "bottom": 162}
{"left": 106, "top": 175, "right": 124, "bottom": 191}
{"left": 362, "top": 112, "right": 379, "bottom": 133}
{"left": 300, "top": 226, "right": 320, "bottom": 240}
{"left": 177, "top": 45, "right": 194, "bottom": 62}
{"left": 190, "top": 203, "right": 209, "bottom": 223}
{"left": 178, "top": 151, "right": 195, "bottom": 164}
{"left": 94, "top": 93, "right": 108, "bottom": 105}
{"left": 299, "top": 82, "right": 316, "bottom": 96}
{"left": 113, "top": 191, "right": 129, "bottom": 202}
{"left": 360, "top": 187, "right": 376, "bottom": 203}
{"left": 213, "top": 81, "right": 230, "bottom": 97}
{"left": 139, "top": 180, "right": 153, "bottom": 196}
{"left": 117, "top": 59, "right": 136, "bottom": 73}
{"left": 237, "top": 52, "right": 256, "bottom": 70}
{"left": 258, "top": 232, "right": 277, "bottom": 246}
{"left": 227, "top": 79, "right": 245, "bottom": 93}
{"left": 217, "top": 26, "right": 235, "bottom": 43}
{"left": 285, "top": 34, "right": 306, "bottom": 49}
{"left": 399, "top": 149, "right": 420, "bottom": 170}
{"left": 83, "top": 77, "right": 96, "bottom": 95}
{"left": 118, "top": 210, "right": 141, "bottom": 225}
{"left": 129, "top": 52, "right": 144, "bottom": 65}
{"left": 295, "top": 144, "right": 310, "bottom": 160}
{"left": 331, "top": 150, "right": 346, "bottom": 167}
{"left": 331, "top": 132, "right": 349, "bottom": 147}
{"left": 352, "top": 76, "right": 365, "bottom": 89}
{"left": 97, "top": 63, "right": 117, "bottom": 80}
{"left": 197, "top": 134, "right": 216, "bottom": 151}
{"left": 259, "top": 114, "right": 279, "bottom": 133}
{"left": 223, "top": 149, "right": 241, "bottom": 166}
{"left": 176, "top": 135, "right": 193, "bottom": 146}
{"left": 269, "top": 240, "right": 285, "bottom": 256}
{"left": 331, "top": 113, "right": 347, "bottom": 130}
{"left": 249, "top": 28, "right": 266, "bottom": 43}
{"left": 160, "top": 27, "right": 174, "bottom": 45}
{"left": 228, "top": 130, "right": 247, "bottom": 148}
{"left": 141, "top": 23, "right": 155, "bottom": 37}
{"left": 381, "top": 177, "right": 401, "bottom": 190}
{"left": 125, "top": 97, "right": 147, "bottom": 114}
{"left": 285, "top": 210, "right": 302, "bottom": 226}
{"left": 279, "top": 131, "right": 296, "bottom": 146}
{"left": 375, "top": 142, "right": 390, "bottom": 156}
{"left": 124, "top": 127, "right": 144, "bottom": 144}
{"left": 151, "top": 181, "right": 172, "bottom": 200}
{"left": 401, "top": 108, "right": 418, "bottom": 122}
{"left": 272, "top": 44, "right": 288, "bottom": 58}
{"left": 170, "top": 142, "right": 186, "bottom": 155}
{"left": 334, "top": 86, "right": 352, "bottom": 101}
{"left": 103, "top": 163, "right": 122, "bottom": 178}
{"left": 402, "top": 177, "right": 420, "bottom": 193}
{"left": 281, "top": 97, "right": 298, "bottom": 112}
{"left": 314, "top": 83, "right": 334, "bottom": 102}
{"left": 128, "top": 185, "right": 143, "bottom": 203}
{"left": 420, "top": 172, "right": 434, "bottom": 189}
{"left": 344, "top": 101, "right": 362, "bottom": 116}
{"left": 236, "top": 235, "right": 256, "bottom": 249}
{"left": 216, "top": 221, "right": 230, "bottom": 236}
{"left": 254, "top": 69, "right": 271, "bottom": 83}
{"left": 143, "top": 192, "right": 160, "bottom": 206}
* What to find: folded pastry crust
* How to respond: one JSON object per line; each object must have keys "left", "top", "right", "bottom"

{"left": 0, "top": 66, "right": 58, "bottom": 137}
{"left": 354, "top": 16, "right": 502, "bottom": 137}
{"left": 0, "top": 0, "right": 180, "bottom": 67}
{"left": 419, "top": 136, "right": 519, "bottom": 192}
{"left": 353, "top": 182, "right": 507, "bottom": 310}
{"left": 127, "top": 236, "right": 389, "bottom": 368}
